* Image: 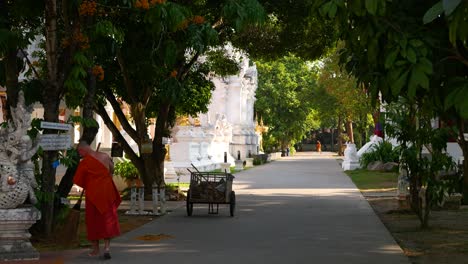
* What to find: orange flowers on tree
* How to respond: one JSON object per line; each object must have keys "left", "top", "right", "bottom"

{"left": 79, "top": 0, "right": 97, "bottom": 16}
{"left": 92, "top": 65, "right": 105, "bottom": 81}
{"left": 135, "top": 0, "right": 166, "bottom": 10}
{"left": 74, "top": 32, "right": 90, "bottom": 50}
{"left": 61, "top": 32, "right": 90, "bottom": 50}
{"left": 170, "top": 70, "right": 177, "bottom": 78}
{"left": 135, "top": 0, "right": 149, "bottom": 9}
{"left": 192, "top": 16, "right": 205, "bottom": 24}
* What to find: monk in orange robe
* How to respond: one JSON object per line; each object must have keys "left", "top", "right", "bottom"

{"left": 74, "top": 141, "right": 121, "bottom": 260}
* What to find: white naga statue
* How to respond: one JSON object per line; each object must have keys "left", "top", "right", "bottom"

{"left": 0, "top": 91, "right": 39, "bottom": 209}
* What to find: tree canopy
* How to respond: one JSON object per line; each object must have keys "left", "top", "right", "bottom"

{"left": 88, "top": 0, "right": 266, "bottom": 189}
{"left": 231, "top": 0, "right": 336, "bottom": 61}
{"left": 255, "top": 55, "right": 320, "bottom": 151}
{"left": 315, "top": 45, "right": 374, "bottom": 149}
{"left": 317, "top": 0, "right": 468, "bottom": 225}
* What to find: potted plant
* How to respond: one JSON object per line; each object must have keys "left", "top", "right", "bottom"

{"left": 114, "top": 160, "right": 142, "bottom": 187}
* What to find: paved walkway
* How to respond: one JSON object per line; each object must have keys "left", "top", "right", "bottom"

{"left": 37, "top": 151, "right": 410, "bottom": 264}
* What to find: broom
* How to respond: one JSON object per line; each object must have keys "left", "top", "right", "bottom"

{"left": 56, "top": 190, "right": 84, "bottom": 246}
{"left": 56, "top": 143, "right": 101, "bottom": 246}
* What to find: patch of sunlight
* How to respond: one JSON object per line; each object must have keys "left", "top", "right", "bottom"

{"left": 235, "top": 188, "right": 361, "bottom": 197}
{"left": 134, "top": 233, "right": 173, "bottom": 242}
{"left": 126, "top": 247, "right": 199, "bottom": 254}
{"left": 370, "top": 244, "right": 405, "bottom": 254}
{"left": 361, "top": 188, "right": 397, "bottom": 192}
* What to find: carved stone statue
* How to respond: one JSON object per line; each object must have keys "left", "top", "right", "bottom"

{"left": 0, "top": 91, "right": 39, "bottom": 209}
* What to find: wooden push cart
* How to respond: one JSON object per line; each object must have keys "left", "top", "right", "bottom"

{"left": 186, "top": 166, "right": 235, "bottom": 217}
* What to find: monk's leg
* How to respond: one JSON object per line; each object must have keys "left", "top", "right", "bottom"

{"left": 89, "top": 240, "right": 99, "bottom": 256}
{"left": 103, "top": 238, "right": 111, "bottom": 259}
{"left": 104, "top": 238, "right": 110, "bottom": 251}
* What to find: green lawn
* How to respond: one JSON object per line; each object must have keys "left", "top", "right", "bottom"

{"left": 166, "top": 182, "right": 190, "bottom": 191}
{"left": 344, "top": 169, "right": 399, "bottom": 191}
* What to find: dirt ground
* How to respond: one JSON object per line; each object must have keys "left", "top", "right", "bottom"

{"left": 366, "top": 195, "right": 468, "bottom": 264}
{"left": 32, "top": 210, "right": 155, "bottom": 252}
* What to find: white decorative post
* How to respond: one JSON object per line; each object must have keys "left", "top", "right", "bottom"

{"left": 397, "top": 167, "right": 410, "bottom": 209}
{"left": 138, "top": 185, "right": 145, "bottom": 215}
{"left": 152, "top": 183, "right": 159, "bottom": 215}
{"left": 159, "top": 187, "right": 166, "bottom": 215}
{"left": 126, "top": 183, "right": 138, "bottom": 215}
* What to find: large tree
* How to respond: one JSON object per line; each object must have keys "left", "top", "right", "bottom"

{"left": 1, "top": 0, "right": 112, "bottom": 236}
{"left": 0, "top": 1, "right": 43, "bottom": 115}
{"left": 91, "top": 1, "right": 265, "bottom": 191}
{"left": 315, "top": 46, "right": 374, "bottom": 154}
{"left": 317, "top": 0, "right": 468, "bottom": 226}
{"left": 255, "top": 55, "right": 320, "bottom": 152}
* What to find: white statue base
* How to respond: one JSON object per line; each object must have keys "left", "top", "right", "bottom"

{"left": 234, "top": 160, "right": 244, "bottom": 171}
{"left": 220, "top": 162, "right": 231, "bottom": 173}
{"left": 245, "top": 158, "right": 254, "bottom": 167}
{"left": 342, "top": 143, "right": 360, "bottom": 171}
{"left": 0, "top": 206, "right": 41, "bottom": 261}
{"left": 164, "top": 161, "right": 177, "bottom": 180}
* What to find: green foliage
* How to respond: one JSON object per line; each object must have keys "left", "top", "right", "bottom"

{"left": 204, "top": 49, "right": 240, "bottom": 76}
{"left": 424, "top": 0, "right": 467, "bottom": 46}
{"left": 314, "top": 44, "right": 374, "bottom": 144}
{"left": 232, "top": 1, "right": 336, "bottom": 61}
{"left": 255, "top": 54, "right": 320, "bottom": 150}
{"left": 318, "top": 0, "right": 468, "bottom": 119}
{"left": 114, "top": 160, "right": 139, "bottom": 180}
{"left": 385, "top": 99, "right": 458, "bottom": 226}
{"left": 360, "top": 141, "right": 400, "bottom": 168}
{"left": 67, "top": 116, "right": 99, "bottom": 129}
{"left": 58, "top": 148, "right": 79, "bottom": 168}
{"left": 222, "top": 0, "right": 266, "bottom": 31}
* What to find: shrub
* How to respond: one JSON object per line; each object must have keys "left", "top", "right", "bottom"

{"left": 360, "top": 141, "right": 400, "bottom": 168}
{"left": 114, "top": 159, "right": 139, "bottom": 180}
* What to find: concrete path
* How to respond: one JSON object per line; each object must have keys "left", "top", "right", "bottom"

{"left": 49, "top": 152, "right": 410, "bottom": 263}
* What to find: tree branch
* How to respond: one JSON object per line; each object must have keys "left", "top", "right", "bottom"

{"left": 94, "top": 102, "right": 140, "bottom": 162}
{"left": 116, "top": 48, "right": 137, "bottom": 104}
{"left": 19, "top": 49, "right": 45, "bottom": 85}
{"left": 102, "top": 86, "right": 140, "bottom": 142}
{"left": 180, "top": 51, "right": 200, "bottom": 80}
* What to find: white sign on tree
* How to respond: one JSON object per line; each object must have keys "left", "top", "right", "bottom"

{"left": 40, "top": 121, "right": 72, "bottom": 131}
{"left": 38, "top": 134, "right": 72, "bottom": 151}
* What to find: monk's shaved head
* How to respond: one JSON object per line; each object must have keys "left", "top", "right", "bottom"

{"left": 77, "top": 140, "right": 92, "bottom": 157}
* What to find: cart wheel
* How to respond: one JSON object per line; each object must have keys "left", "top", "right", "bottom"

{"left": 186, "top": 190, "right": 193, "bottom": 216}
{"left": 229, "top": 191, "right": 236, "bottom": 217}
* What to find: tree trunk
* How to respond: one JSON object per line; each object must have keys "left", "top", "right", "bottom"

{"left": 345, "top": 120, "right": 354, "bottom": 144}
{"left": 337, "top": 115, "right": 343, "bottom": 156}
{"left": 152, "top": 103, "right": 171, "bottom": 188}
{"left": 5, "top": 50, "right": 19, "bottom": 116}
{"left": 40, "top": 0, "right": 59, "bottom": 237}
{"left": 40, "top": 100, "right": 60, "bottom": 236}
{"left": 56, "top": 72, "right": 98, "bottom": 200}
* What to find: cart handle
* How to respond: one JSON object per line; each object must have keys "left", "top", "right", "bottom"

{"left": 190, "top": 163, "right": 202, "bottom": 173}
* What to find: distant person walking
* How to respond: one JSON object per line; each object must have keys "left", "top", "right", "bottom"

{"left": 74, "top": 141, "right": 121, "bottom": 260}
{"left": 316, "top": 140, "right": 322, "bottom": 154}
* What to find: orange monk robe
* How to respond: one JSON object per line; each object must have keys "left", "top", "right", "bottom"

{"left": 74, "top": 155, "right": 122, "bottom": 240}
